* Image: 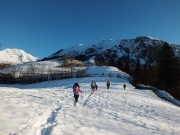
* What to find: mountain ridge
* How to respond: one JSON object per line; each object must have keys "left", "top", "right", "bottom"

{"left": 46, "top": 36, "right": 180, "bottom": 66}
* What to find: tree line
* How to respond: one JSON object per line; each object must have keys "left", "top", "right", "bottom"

{"left": 0, "top": 59, "right": 86, "bottom": 84}
{"left": 127, "top": 43, "right": 180, "bottom": 100}
{"left": 94, "top": 42, "right": 180, "bottom": 100}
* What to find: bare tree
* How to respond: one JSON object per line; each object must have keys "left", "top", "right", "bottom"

{"left": 27, "top": 64, "right": 38, "bottom": 82}
{"left": 37, "top": 64, "right": 46, "bottom": 81}
{"left": 47, "top": 65, "right": 53, "bottom": 80}
{"left": 16, "top": 67, "right": 24, "bottom": 78}
{"left": 76, "top": 69, "right": 87, "bottom": 77}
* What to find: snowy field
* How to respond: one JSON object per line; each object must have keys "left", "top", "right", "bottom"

{"left": 0, "top": 77, "right": 180, "bottom": 135}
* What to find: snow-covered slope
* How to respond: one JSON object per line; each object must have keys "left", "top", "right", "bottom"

{"left": 0, "top": 48, "right": 38, "bottom": 65}
{"left": 0, "top": 60, "right": 129, "bottom": 82}
{"left": 87, "top": 66, "right": 130, "bottom": 79}
{"left": 0, "top": 77, "right": 180, "bottom": 135}
{"left": 47, "top": 36, "right": 180, "bottom": 65}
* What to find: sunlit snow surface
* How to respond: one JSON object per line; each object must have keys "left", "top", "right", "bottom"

{"left": 0, "top": 77, "right": 180, "bottom": 135}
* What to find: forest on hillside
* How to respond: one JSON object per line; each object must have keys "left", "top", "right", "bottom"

{"left": 114, "top": 43, "right": 180, "bottom": 100}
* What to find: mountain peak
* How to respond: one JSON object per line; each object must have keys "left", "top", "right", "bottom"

{"left": 135, "top": 36, "right": 159, "bottom": 41}
{"left": 0, "top": 48, "right": 38, "bottom": 65}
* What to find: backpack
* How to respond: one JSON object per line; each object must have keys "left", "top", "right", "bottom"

{"left": 73, "top": 83, "right": 79, "bottom": 95}
{"left": 91, "top": 81, "right": 96, "bottom": 88}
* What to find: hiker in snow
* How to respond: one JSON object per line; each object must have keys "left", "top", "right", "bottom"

{"left": 73, "top": 83, "right": 82, "bottom": 106}
{"left": 91, "top": 81, "right": 98, "bottom": 93}
{"left": 107, "top": 81, "right": 110, "bottom": 89}
{"left": 123, "top": 84, "right": 126, "bottom": 90}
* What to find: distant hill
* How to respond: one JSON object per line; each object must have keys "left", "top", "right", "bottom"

{"left": 0, "top": 48, "right": 38, "bottom": 65}
{"left": 45, "top": 36, "right": 180, "bottom": 66}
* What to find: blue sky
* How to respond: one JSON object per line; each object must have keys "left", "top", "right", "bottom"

{"left": 0, "top": 0, "right": 180, "bottom": 59}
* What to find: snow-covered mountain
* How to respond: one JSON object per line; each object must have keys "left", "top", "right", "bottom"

{"left": 46, "top": 36, "right": 180, "bottom": 66}
{"left": 0, "top": 48, "right": 38, "bottom": 65}
{"left": 0, "top": 47, "right": 180, "bottom": 134}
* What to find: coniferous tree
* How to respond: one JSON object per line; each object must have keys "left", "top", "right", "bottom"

{"left": 142, "top": 64, "right": 149, "bottom": 85}
{"left": 132, "top": 59, "right": 142, "bottom": 84}
{"left": 135, "top": 59, "right": 141, "bottom": 75}
{"left": 123, "top": 62, "right": 130, "bottom": 73}
{"left": 157, "top": 42, "right": 179, "bottom": 91}
{"left": 114, "top": 58, "right": 123, "bottom": 70}
{"left": 109, "top": 57, "right": 115, "bottom": 66}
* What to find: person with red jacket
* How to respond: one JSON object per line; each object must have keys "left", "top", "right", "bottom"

{"left": 73, "top": 83, "right": 82, "bottom": 106}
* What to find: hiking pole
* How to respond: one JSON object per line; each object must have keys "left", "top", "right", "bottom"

{"left": 81, "top": 93, "right": 83, "bottom": 99}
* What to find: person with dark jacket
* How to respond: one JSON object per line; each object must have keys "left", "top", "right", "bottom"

{"left": 73, "top": 83, "right": 82, "bottom": 106}
{"left": 91, "top": 81, "right": 98, "bottom": 93}
{"left": 123, "top": 84, "right": 126, "bottom": 90}
{"left": 107, "top": 81, "right": 110, "bottom": 89}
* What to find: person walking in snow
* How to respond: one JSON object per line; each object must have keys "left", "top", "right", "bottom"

{"left": 91, "top": 81, "right": 98, "bottom": 94}
{"left": 107, "top": 81, "right": 110, "bottom": 89}
{"left": 73, "top": 83, "right": 82, "bottom": 106}
{"left": 123, "top": 84, "right": 126, "bottom": 90}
